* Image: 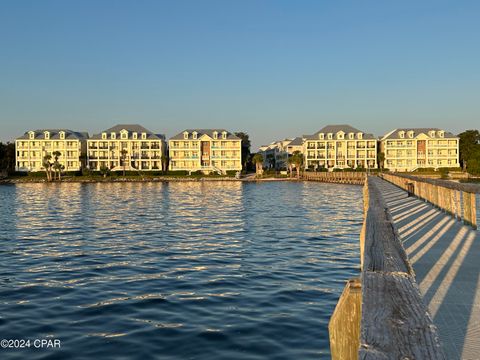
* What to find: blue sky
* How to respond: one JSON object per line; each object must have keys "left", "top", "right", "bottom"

{"left": 1, "top": 0, "right": 479, "bottom": 149}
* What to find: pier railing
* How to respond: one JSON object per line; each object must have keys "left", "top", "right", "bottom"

{"left": 329, "top": 176, "right": 445, "bottom": 359}
{"left": 380, "top": 173, "right": 478, "bottom": 229}
{"left": 302, "top": 171, "right": 366, "bottom": 185}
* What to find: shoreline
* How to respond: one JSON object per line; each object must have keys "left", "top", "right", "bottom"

{"left": 0, "top": 176, "right": 298, "bottom": 185}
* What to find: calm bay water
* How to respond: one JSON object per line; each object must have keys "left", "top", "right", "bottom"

{"left": 0, "top": 181, "right": 362, "bottom": 359}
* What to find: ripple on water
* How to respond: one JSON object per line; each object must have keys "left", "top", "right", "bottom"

{"left": 0, "top": 181, "right": 362, "bottom": 359}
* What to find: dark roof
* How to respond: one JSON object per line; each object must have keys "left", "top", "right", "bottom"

{"left": 303, "top": 124, "right": 375, "bottom": 140}
{"left": 17, "top": 129, "right": 89, "bottom": 140}
{"left": 89, "top": 124, "right": 165, "bottom": 140}
{"left": 381, "top": 128, "right": 458, "bottom": 140}
{"left": 169, "top": 129, "right": 240, "bottom": 140}
{"left": 288, "top": 137, "right": 304, "bottom": 146}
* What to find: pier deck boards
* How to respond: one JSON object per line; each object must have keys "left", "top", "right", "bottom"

{"left": 376, "top": 177, "right": 480, "bottom": 360}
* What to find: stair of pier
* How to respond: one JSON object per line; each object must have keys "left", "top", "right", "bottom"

{"left": 375, "top": 177, "right": 480, "bottom": 360}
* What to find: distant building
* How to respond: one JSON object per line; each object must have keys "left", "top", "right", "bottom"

{"left": 169, "top": 129, "right": 242, "bottom": 174}
{"left": 87, "top": 124, "right": 166, "bottom": 171}
{"left": 303, "top": 125, "right": 377, "bottom": 170}
{"left": 380, "top": 128, "right": 459, "bottom": 172}
{"left": 15, "top": 129, "right": 88, "bottom": 172}
{"left": 258, "top": 137, "right": 305, "bottom": 170}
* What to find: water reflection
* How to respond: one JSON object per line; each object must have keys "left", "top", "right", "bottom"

{"left": 0, "top": 181, "right": 362, "bottom": 359}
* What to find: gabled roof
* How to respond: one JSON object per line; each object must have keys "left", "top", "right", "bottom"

{"left": 169, "top": 129, "right": 240, "bottom": 140}
{"left": 381, "top": 128, "right": 458, "bottom": 140}
{"left": 17, "top": 129, "right": 89, "bottom": 140}
{"left": 303, "top": 124, "right": 375, "bottom": 140}
{"left": 89, "top": 124, "right": 165, "bottom": 140}
{"left": 288, "top": 137, "right": 304, "bottom": 146}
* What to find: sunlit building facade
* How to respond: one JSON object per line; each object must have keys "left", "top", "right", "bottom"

{"left": 380, "top": 128, "right": 459, "bottom": 172}
{"left": 87, "top": 124, "right": 166, "bottom": 171}
{"left": 303, "top": 125, "right": 377, "bottom": 170}
{"left": 15, "top": 129, "right": 88, "bottom": 172}
{"left": 169, "top": 129, "right": 242, "bottom": 173}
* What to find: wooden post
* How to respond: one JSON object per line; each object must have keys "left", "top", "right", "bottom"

{"left": 329, "top": 278, "right": 361, "bottom": 360}
{"left": 463, "top": 191, "right": 472, "bottom": 226}
{"left": 472, "top": 193, "right": 477, "bottom": 230}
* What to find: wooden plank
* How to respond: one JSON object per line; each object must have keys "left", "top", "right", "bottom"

{"left": 329, "top": 278, "right": 362, "bottom": 360}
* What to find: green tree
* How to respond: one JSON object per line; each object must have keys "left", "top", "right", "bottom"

{"left": 0, "top": 142, "right": 16, "bottom": 174}
{"left": 100, "top": 164, "right": 110, "bottom": 178}
{"left": 234, "top": 132, "right": 251, "bottom": 171}
{"left": 252, "top": 153, "right": 264, "bottom": 177}
{"left": 458, "top": 130, "right": 480, "bottom": 172}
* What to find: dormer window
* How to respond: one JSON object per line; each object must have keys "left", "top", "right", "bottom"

{"left": 337, "top": 131, "right": 344, "bottom": 139}
{"left": 29, "top": 131, "right": 35, "bottom": 140}
{"left": 133, "top": 132, "right": 138, "bottom": 139}
{"left": 44, "top": 131, "right": 50, "bottom": 140}
{"left": 121, "top": 130, "right": 128, "bottom": 139}
{"left": 59, "top": 131, "right": 65, "bottom": 140}
{"left": 408, "top": 131, "right": 414, "bottom": 138}
{"left": 222, "top": 131, "right": 227, "bottom": 139}
{"left": 349, "top": 133, "right": 354, "bottom": 139}
{"left": 141, "top": 133, "right": 147, "bottom": 139}
{"left": 438, "top": 131, "right": 445, "bottom": 138}
{"left": 429, "top": 130, "right": 436, "bottom": 138}
{"left": 183, "top": 132, "right": 189, "bottom": 139}
{"left": 213, "top": 131, "right": 218, "bottom": 139}
{"left": 327, "top": 133, "right": 333, "bottom": 139}
{"left": 192, "top": 131, "right": 198, "bottom": 139}
{"left": 319, "top": 133, "right": 324, "bottom": 140}
{"left": 111, "top": 132, "right": 116, "bottom": 139}
{"left": 357, "top": 133, "right": 363, "bottom": 139}
{"left": 102, "top": 133, "right": 107, "bottom": 140}
{"left": 399, "top": 131, "right": 405, "bottom": 139}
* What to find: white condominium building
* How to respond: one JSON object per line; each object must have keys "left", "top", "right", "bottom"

{"left": 380, "top": 128, "right": 459, "bottom": 172}
{"left": 169, "top": 129, "right": 242, "bottom": 174}
{"left": 87, "top": 124, "right": 166, "bottom": 171}
{"left": 15, "top": 129, "right": 88, "bottom": 172}
{"left": 303, "top": 125, "right": 377, "bottom": 170}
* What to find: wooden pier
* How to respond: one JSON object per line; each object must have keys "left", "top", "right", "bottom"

{"left": 302, "top": 171, "right": 366, "bottom": 185}
{"left": 329, "top": 174, "right": 480, "bottom": 359}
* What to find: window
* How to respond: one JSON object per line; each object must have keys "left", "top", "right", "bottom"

{"left": 337, "top": 132, "right": 344, "bottom": 139}
{"left": 44, "top": 131, "right": 50, "bottom": 140}
{"left": 59, "top": 131, "right": 65, "bottom": 140}
{"left": 29, "top": 131, "right": 35, "bottom": 140}
{"left": 183, "top": 132, "right": 189, "bottom": 139}
{"left": 102, "top": 133, "right": 107, "bottom": 140}
{"left": 121, "top": 131, "right": 127, "bottom": 139}
{"left": 327, "top": 133, "right": 333, "bottom": 139}
{"left": 213, "top": 131, "right": 218, "bottom": 139}
{"left": 111, "top": 132, "right": 116, "bottom": 139}
{"left": 349, "top": 133, "right": 354, "bottom": 139}
{"left": 399, "top": 131, "right": 404, "bottom": 139}
{"left": 193, "top": 131, "right": 198, "bottom": 139}
{"left": 222, "top": 131, "right": 227, "bottom": 139}
{"left": 133, "top": 132, "right": 137, "bottom": 139}
{"left": 141, "top": 133, "right": 147, "bottom": 139}
{"left": 357, "top": 133, "right": 363, "bottom": 139}
{"left": 429, "top": 130, "right": 436, "bottom": 138}
{"left": 408, "top": 131, "right": 414, "bottom": 138}
{"left": 319, "top": 133, "right": 324, "bottom": 139}
{"left": 439, "top": 131, "right": 445, "bottom": 138}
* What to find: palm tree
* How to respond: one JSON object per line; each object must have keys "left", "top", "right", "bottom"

{"left": 288, "top": 151, "right": 304, "bottom": 179}
{"left": 52, "top": 151, "right": 61, "bottom": 180}
{"left": 53, "top": 162, "right": 65, "bottom": 181}
{"left": 120, "top": 149, "right": 128, "bottom": 176}
{"left": 252, "top": 153, "right": 264, "bottom": 177}
{"left": 42, "top": 154, "right": 53, "bottom": 181}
